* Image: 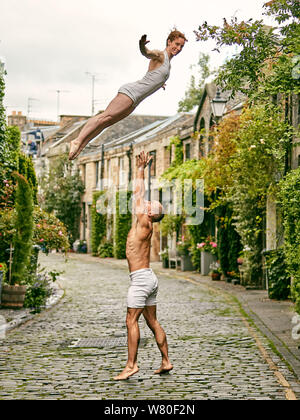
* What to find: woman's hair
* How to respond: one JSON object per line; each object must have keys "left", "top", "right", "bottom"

{"left": 166, "top": 29, "right": 188, "bottom": 46}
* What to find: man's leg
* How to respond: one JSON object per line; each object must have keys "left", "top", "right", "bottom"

{"left": 143, "top": 305, "right": 173, "bottom": 374}
{"left": 113, "top": 307, "right": 144, "bottom": 380}
{"left": 69, "top": 93, "right": 134, "bottom": 160}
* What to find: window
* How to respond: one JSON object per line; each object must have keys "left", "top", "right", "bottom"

{"left": 150, "top": 150, "right": 156, "bottom": 177}
{"left": 103, "top": 160, "right": 111, "bottom": 188}
{"left": 106, "top": 159, "right": 111, "bottom": 187}
{"left": 119, "top": 156, "right": 125, "bottom": 186}
{"left": 185, "top": 143, "right": 191, "bottom": 161}
{"left": 95, "top": 161, "right": 100, "bottom": 188}
{"left": 164, "top": 146, "right": 172, "bottom": 169}
{"left": 81, "top": 164, "right": 86, "bottom": 186}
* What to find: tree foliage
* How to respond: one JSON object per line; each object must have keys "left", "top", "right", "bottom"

{"left": 194, "top": 0, "right": 300, "bottom": 101}
{"left": 178, "top": 53, "right": 213, "bottom": 112}
{"left": 39, "top": 153, "right": 85, "bottom": 245}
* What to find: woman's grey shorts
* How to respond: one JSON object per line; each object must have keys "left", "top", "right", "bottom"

{"left": 127, "top": 268, "right": 158, "bottom": 308}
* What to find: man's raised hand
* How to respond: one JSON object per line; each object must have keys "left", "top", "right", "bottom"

{"left": 136, "top": 151, "right": 152, "bottom": 169}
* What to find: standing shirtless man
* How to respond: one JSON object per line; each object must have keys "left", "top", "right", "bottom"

{"left": 114, "top": 151, "right": 173, "bottom": 380}
{"left": 69, "top": 30, "right": 186, "bottom": 160}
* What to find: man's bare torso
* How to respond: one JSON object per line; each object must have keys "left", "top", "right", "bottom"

{"left": 126, "top": 216, "right": 153, "bottom": 272}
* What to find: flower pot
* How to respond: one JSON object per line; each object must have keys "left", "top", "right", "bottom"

{"left": 201, "top": 252, "right": 217, "bottom": 276}
{"left": 1, "top": 284, "right": 27, "bottom": 308}
{"left": 162, "top": 259, "right": 169, "bottom": 269}
{"left": 211, "top": 272, "right": 221, "bottom": 281}
{"left": 180, "top": 255, "right": 194, "bottom": 271}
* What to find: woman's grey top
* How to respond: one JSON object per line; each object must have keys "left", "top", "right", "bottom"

{"left": 118, "top": 50, "right": 171, "bottom": 107}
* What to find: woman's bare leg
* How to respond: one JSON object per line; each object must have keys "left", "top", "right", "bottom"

{"left": 69, "top": 93, "right": 134, "bottom": 160}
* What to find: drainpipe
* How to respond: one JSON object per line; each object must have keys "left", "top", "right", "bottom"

{"left": 147, "top": 159, "right": 153, "bottom": 201}
{"left": 126, "top": 142, "right": 133, "bottom": 183}
{"left": 100, "top": 143, "right": 104, "bottom": 190}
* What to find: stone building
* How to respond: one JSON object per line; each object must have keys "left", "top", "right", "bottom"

{"left": 77, "top": 112, "right": 193, "bottom": 259}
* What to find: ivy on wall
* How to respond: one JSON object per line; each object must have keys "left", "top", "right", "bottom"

{"left": 91, "top": 191, "right": 107, "bottom": 256}
{"left": 114, "top": 191, "right": 132, "bottom": 259}
{"left": 278, "top": 167, "right": 300, "bottom": 313}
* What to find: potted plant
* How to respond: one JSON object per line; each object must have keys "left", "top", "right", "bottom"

{"left": 209, "top": 261, "right": 221, "bottom": 280}
{"left": 197, "top": 236, "right": 218, "bottom": 276}
{"left": 226, "top": 271, "right": 240, "bottom": 284}
{"left": 159, "top": 248, "right": 169, "bottom": 268}
{"left": 176, "top": 236, "right": 194, "bottom": 271}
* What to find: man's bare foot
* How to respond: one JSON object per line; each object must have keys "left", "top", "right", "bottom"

{"left": 113, "top": 365, "right": 139, "bottom": 381}
{"left": 154, "top": 361, "right": 173, "bottom": 374}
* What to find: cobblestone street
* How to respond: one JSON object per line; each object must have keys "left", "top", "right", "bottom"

{"left": 0, "top": 253, "right": 299, "bottom": 400}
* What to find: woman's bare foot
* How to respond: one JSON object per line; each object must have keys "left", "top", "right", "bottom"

{"left": 68, "top": 139, "right": 82, "bottom": 160}
{"left": 154, "top": 361, "right": 173, "bottom": 374}
{"left": 113, "top": 365, "right": 139, "bottom": 381}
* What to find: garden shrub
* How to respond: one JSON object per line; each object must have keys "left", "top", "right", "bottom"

{"left": 18, "top": 152, "right": 38, "bottom": 204}
{"left": 24, "top": 266, "right": 62, "bottom": 313}
{"left": 11, "top": 172, "right": 34, "bottom": 285}
{"left": 98, "top": 240, "right": 114, "bottom": 258}
{"left": 217, "top": 204, "right": 242, "bottom": 276}
{"left": 264, "top": 248, "right": 290, "bottom": 300}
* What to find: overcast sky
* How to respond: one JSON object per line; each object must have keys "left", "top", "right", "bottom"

{"left": 1, "top": 0, "right": 273, "bottom": 122}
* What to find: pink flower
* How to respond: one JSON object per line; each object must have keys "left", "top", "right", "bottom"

{"left": 210, "top": 242, "right": 217, "bottom": 248}
{"left": 39, "top": 238, "right": 44, "bottom": 242}
{"left": 36, "top": 224, "right": 41, "bottom": 228}
{"left": 197, "top": 242, "right": 205, "bottom": 248}
{"left": 58, "top": 230, "right": 63, "bottom": 236}
{"left": 181, "top": 235, "right": 185, "bottom": 241}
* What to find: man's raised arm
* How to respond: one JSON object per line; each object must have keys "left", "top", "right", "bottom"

{"left": 133, "top": 151, "right": 152, "bottom": 216}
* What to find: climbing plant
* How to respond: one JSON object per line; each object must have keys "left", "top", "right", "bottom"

{"left": 278, "top": 167, "right": 300, "bottom": 313}
{"left": 91, "top": 191, "right": 107, "bottom": 256}
{"left": 114, "top": 190, "right": 132, "bottom": 259}
{"left": 40, "top": 153, "right": 85, "bottom": 245}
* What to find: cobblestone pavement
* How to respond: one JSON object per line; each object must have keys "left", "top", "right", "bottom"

{"left": 0, "top": 253, "right": 299, "bottom": 400}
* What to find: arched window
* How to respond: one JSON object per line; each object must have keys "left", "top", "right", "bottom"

{"left": 199, "top": 118, "right": 205, "bottom": 158}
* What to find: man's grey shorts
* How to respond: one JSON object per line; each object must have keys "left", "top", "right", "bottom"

{"left": 127, "top": 268, "right": 158, "bottom": 308}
